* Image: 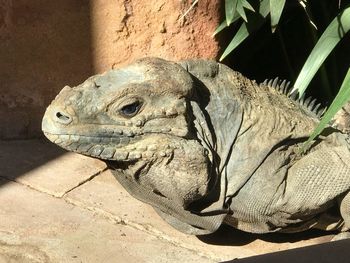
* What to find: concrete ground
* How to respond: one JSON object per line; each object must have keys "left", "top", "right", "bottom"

{"left": 0, "top": 139, "right": 334, "bottom": 263}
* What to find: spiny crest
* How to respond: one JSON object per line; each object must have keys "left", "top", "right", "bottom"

{"left": 261, "top": 78, "right": 326, "bottom": 118}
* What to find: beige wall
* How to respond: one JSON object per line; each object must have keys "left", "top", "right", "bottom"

{"left": 0, "top": 0, "right": 220, "bottom": 139}
{"left": 0, "top": 0, "right": 93, "bottom": 139}
{"left": 89, "top": 0, "right": 221, "bottom": 72}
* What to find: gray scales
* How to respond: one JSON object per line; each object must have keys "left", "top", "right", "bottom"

{"left": 42, "top": 58, "right": 350, "bottom": 240}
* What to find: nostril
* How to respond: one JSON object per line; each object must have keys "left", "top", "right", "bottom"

{"left": 55, "top": 111, "right": 72, "bottom": 124}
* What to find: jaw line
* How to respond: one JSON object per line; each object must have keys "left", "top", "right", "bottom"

{"left": 42, "top": 131, "right": 161, "bottom": 162}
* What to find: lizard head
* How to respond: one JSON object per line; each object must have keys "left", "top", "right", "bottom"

{"left": 42, "top": 57, "right": 194, "bottom": 161}
{"left": 42, "top": 58, "right": 215, "bottom": 225}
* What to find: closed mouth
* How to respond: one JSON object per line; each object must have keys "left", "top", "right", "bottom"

{"left": 43, "top": 131, "right": 155, "bottom": 161}
{"left": 43, "top": 131, "right": 132, "bottom": 146}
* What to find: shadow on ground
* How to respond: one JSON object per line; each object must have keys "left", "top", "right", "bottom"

{"left": 0, "top": 139, "right": 65, "bottom": 188}
{"left": 197, "top": 224, "right": 333, "bottom": 246}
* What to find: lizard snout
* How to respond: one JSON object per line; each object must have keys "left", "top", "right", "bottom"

{"left": 54, "top": 109, "right": 73, "bottom": 125}
{"left": 42, "top": 104, "right": 75, "bottom": 136}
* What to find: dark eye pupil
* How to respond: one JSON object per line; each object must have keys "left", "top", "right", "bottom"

{"left": 120, "top": 101, "right": 141, "bottom": 116}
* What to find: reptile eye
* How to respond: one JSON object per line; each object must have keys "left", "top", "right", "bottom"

{"left": 119, "top": 101, "right": 142, "bottom": 117}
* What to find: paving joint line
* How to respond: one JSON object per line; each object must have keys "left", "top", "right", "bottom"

{"left": 61, "top": 167, "right": 108, "bottom": 196}
{"left": 0, "top": 176, "right": 58, "bottom": 196}
{"left": 0, "top": 167, "right": 107, "bottom": 199}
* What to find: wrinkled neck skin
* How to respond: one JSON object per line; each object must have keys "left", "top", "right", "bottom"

{"left": 105, "top": 127, "right": 228, "bottom": 235}
{"left": 107, "top": 135, "right": 213, "bottom": 209}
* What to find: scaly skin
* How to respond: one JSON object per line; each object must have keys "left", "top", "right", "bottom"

{"left": 42, "top": 58, "right": 350, "bottom": 238}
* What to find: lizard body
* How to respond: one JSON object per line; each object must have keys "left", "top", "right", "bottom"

{"left": 42, "top": 58, "right": 350, "bottom": 238}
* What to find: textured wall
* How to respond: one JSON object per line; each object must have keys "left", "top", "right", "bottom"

{"left": 0, "top": 0, "right": 220, "bottom": 139}
{"left": 89, "top": 0, "right": 221, "bottom": 72}
{"left": 0, "top": 0, "right": 93, "bottom": 139}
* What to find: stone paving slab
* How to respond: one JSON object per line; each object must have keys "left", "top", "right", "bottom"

{"left": 0, "top": 178, "right": 213, "bottom": 263}
{"left": 0, "top": 139, "right": 106, "bottom": 197}
{"left": 65, "top": 170, "right": 333, "bottom": 262}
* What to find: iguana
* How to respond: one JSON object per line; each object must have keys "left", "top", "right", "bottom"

{"left": 42, "top": 57, "right": 350, "bottom": 240}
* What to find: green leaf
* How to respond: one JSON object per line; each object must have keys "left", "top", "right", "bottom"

{"left": 292, "top": 6, "right": 350, "bottom": 96}
{"left": 259, "top": 0, "right": 271, "bottom": 17}
{"left": 241, "top": 0, "right": 255, "bottom": 12}
{"left": 219, "top": 23, "right": 249, "bottom": 61}
{"left": 226, "top": 0, "right": 238, "bottom": 26}
{"left": 212, "top": 20, "right": 229, "bottom": 36}
{"left": 302, "top": 68, "right": 350, "bottom": 152}
{"left": 212, "top": 11, "right": 242, "bottom": 37}
{"left": 237, "top": 0, "right": 255, "bottom": 23}
{"left": 237, "top": 1, "right": 248, "bottom": 22}
{"left": 270, "top": 0, "right": 286, "bottom": 32}
{"left": 219, "top": 0, "right": 270, "bottom": 61}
